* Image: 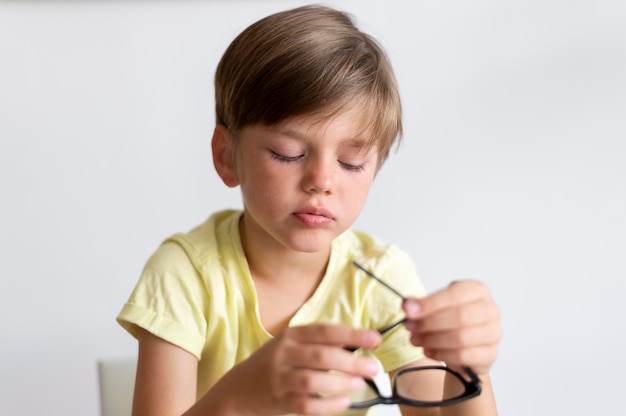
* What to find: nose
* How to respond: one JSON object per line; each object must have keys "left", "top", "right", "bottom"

{"left": 302, "top": 156, "right": 334, "bottom": 194}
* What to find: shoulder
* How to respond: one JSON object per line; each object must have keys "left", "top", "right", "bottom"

{"left": 334, "top": 228, "right": 424, "bottom": 298}
{"left": 334, "top": 228, "right": 413, "bottom": 269}
{"left": 161, "top": 209, "right": 242, "bottom": 265}
{"left": 140, "top": 209, "right": 242, "bottom": 282}
{"left": 137, "top": 241, "right": 201, "bottom": 296}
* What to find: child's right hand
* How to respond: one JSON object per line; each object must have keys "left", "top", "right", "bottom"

{"left": 212, "top": 323, "right": 382, "bottom": 415}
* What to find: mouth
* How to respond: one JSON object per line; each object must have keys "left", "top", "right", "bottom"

{"left": 296, "top": 207, "right": 334, "bottom": 219}
{"left": 293, "top": 207, "right": 335, "bottom": 227}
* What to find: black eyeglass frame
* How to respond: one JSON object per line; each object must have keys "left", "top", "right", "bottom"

{"left": 349, "top": 365, "right": 481, "bottom": 409}
{"left": 349, "top": 260, "right": 482, "bottom": 409}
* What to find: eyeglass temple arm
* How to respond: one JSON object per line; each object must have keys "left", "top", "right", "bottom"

{"left": 351, "top": 261, "right": 408, "bottom": 337}
{"left": 343, "top": 319, "right": 405, "bottom": 352}
{"left": 352, "top": 261, "right": 408, "bottom": 301}
{"left": 353, "top": 261, "right": 482, "bottom": 384}
{"left": 378, "top": 318, "right": 407, "bottom": 336}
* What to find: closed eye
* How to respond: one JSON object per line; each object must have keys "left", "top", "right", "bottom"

{"left": 339, "top": 161, "right": 365, "bottom": 172}
{"left": 271, "top": 151, "right": 366, "bottom": 171}
{"left": 270, "top": 151, "right": 303, "bottom": 163}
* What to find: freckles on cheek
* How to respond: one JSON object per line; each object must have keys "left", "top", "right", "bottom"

{"left": 241, "top": 178, "right": 283, "bottom": 208}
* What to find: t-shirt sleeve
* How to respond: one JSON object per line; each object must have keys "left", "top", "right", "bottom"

{"left": 116, "top": 241, "right": 209, "bottom": 359}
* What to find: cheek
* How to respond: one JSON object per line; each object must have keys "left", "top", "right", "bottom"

{"left": 239, "top": 163, "right": 284, "bottom": 191}
{"left": 235, "top": 151, "right": 265, "bottom": 186}
{"left": 340, "top": 177, "right": 374, "bottom": 210}
{"left": 238, "top": 163, "right": 289, "bottom": 208}
{"left": 356, "top": 185, "right": 373, "bottom": 207}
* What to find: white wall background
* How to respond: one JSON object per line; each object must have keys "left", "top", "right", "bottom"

{"left": 1, "top": 0, "right": 624, "bottom": 415}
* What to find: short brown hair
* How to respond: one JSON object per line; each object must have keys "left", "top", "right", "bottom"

{"left": 214, "top": 5, "right": 402, "bottom": 165}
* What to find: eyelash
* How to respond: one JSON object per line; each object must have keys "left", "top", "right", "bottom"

{"left": 270, "top": 151, "right": 365, "bottom": 172}
{"left": 340, "top": 161, "right": 365, "bottom": 171}
{"left": 270, "top": 151, "right": 303, "bottom": 163}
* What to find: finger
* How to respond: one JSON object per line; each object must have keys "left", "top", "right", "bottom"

{"left": 284, "top": 392, "right": 352, "bottom": 416}
{"left": 406, "top": 297, "right": 500, "bottom": 333}
{"left": 284, "top": 344, "right": 380, "bottom": 378}
{"left": 421, "top": 344, "right": 499, "bottom": 375}
{"left": 403, "top": 280, "right": 492, "bottom": 320}
{"left": 410, "top": 321, "right": 502, "bottom": 350}
{"left": 279, "top": 368, "right": 365, "bottom": 395}
{"left": 286, "top": 324, "right": 381, "bottom": 349}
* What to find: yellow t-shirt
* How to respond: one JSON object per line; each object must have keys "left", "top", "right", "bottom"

{"left": 117, "top": 209, "right": 426, "bottom": 413}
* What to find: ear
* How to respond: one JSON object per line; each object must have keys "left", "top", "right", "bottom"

{"left": 211, "top": 124, "right": 239, "bottom": 187}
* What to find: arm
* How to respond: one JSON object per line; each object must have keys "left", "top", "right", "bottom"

{"left": 400, "top": 281, "right": 501, "bottom": 416}
{"left": 387, "top": 358, "right": 497, "bottom": 416}
{"left": 133, "top": 324, "right": 383, "bottom": 416}
{"left": 133, "top": 328, "right": 198, "bottom": 416}
{"left": 388, "top": 357, "right": 445, "bottom": 416}
{"left": 439, "top": 373, "right": 497, "bottom": 416}
{"left": 133, "top": 328, "right": 248, "bottom": 416}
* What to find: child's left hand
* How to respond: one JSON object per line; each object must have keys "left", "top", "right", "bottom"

{"left": 402, "top": 280, "right": 501, "bottom": 375}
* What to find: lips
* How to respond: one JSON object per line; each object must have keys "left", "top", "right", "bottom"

{"left": 296, "top": 206, "right": 334, "bottom": 219}
{"left": 293, "top": 206, "right": 335, "bottom": 227}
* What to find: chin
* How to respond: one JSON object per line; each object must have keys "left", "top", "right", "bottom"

{"left": 284, "top": 231, "right": 338, "bottom": 254}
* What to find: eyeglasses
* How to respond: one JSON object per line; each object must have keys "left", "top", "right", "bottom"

{"left": 348, "top": 261, "right": 482, "bottom": 409}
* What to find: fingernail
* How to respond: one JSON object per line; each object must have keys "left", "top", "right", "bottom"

{"left": 351, "top": 377, "right": 365, "bottom": 390}
{"left": 365, "top": 329, "right": 382, "bottom": 345}
{"left": 367, "top": 359, "right": 379, "bottom": 376}
{"left": 404, "top": 299, "right": 421, "bottom": 316}
{"left": 338, "top": 396, "right": 352, "bottom": 408}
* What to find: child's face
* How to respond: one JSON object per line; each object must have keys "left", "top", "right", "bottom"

{"left": 232, "top": 107, "right": 379, "bottom": 254}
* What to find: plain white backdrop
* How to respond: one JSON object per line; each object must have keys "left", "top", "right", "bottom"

{"left": 1, "top": 1, "right": 624, "bottom": 415}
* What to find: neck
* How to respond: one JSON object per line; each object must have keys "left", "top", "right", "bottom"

{"left": 238, "top": 214, "right": 331, "bottom": 283}
{"left": 238, "top": 213, "right": 332, "bottom": 335}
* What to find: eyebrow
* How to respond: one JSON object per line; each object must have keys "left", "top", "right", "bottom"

{"left": 272, "top": 125, "right": 372, "bottom": 150}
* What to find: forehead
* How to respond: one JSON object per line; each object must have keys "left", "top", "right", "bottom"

{"left": 273, "top": 103, "right": 377, "bottom": 148}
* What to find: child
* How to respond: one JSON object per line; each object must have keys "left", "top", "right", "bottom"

{"left": 117, "top": 5, "right": 501, "bottom": 416}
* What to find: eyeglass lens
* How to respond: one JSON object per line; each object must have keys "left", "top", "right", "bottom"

{"left": 349, "top": 367, "right": 469, "bottom": 406}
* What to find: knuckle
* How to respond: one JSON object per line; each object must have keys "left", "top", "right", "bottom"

{"left": 492, "top": 304, "right": 501, "bottom": 320}
{"left": 278, "top": 326, "right": 296, "bottom": 341}
{"left": 290, "top": 395, "right": 327, "bottom": 416}
{"left": 288, "top": 395, "right": 310, "bottom": 414}
{"left": 493, "top": 326, "right": 503, "bottom": 343}
{"left": 425, "top": 348, "right": 443, "bottom": 362}
{"left": 448, "top": 283, "right": 464, "bottom": 302}
{"left": 355, "top": 355, "right": 374, "bottom": 373}
{"left": 456, "top": 348, "right": 475, "bottom": 364}
{"left": 309, "top": 347, "right": 330, "bottom": 364}
{"left": 270, "top": 344, "right": 290, "bottom": 367}
{"left": 454, "top": 307, "right": 469, "bottom": 325}
{"left": 455, "top": 328, "right": 472, "bottom": 346}
{"left": 315, "top": 323, "right": 331, "bottom": 337}
{"left": 296, "top": 374, "right": 316, "bottom": 391}
{"left": 271, "top": 373, "right": 288, "bottom": 399}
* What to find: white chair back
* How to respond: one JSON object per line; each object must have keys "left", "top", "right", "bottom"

{"left": 97, "top": 358, "right": 136, "bottom": 416}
